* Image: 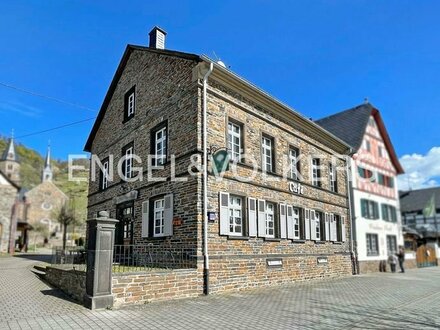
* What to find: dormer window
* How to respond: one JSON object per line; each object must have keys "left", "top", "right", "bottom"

{"left": 124, "top": 86, "right": 136, "bottom": 122}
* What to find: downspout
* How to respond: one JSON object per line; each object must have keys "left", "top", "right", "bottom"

{"left": 202, "top": 62, "right": 214, "bottom": 295}
{"left": 345, "top": 150, "right": 358, "bottom": 275}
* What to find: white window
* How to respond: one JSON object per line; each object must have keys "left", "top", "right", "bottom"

{"left": 262, "top": 136, "right": 273, "bottom": 172}
{"left": 289, "top": 148, "right": 299, "bottom": 180}
{"left": 329, "top": 162, "right": 337, "bottom": 192}
{"left": 101, "top": 160, "right": 109, "bottom": 190}
{"left": 154, "top": 198, "right": 165, "bottom": 236}
{"left": 124, "top": 147, "right": 133, "bottom": 179}
{"left": 365, "top": 140, "right": 371, "bottom": 151}
{"left": 228, "top": 195, "right": 243, "bottom": 235}
{"left": 228, "top": 122, "right": 242, "bottom": 161}
{"left": 155, "top": 127, "right": 167, "bottom": 166}
{"left": 293, "top": 207, "right": 300, "bottom": 239}
{"left": 311, "top": 158, "right": 321, "bottom": 186}
{"left": 315, "top": 212, "right": 321, "bottom": 240}
{"left": 127, "top": 92, "right": 135, "bottom": 117}
{"left": 265, "top": 202, "right": 275, "bottom": 238}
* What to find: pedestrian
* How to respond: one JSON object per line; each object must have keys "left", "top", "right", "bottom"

{"left": 396, "top": 246, "right": 405, "bottom": 273}
{"left": 388, "top": 254, "right": 397, "bottom": 273}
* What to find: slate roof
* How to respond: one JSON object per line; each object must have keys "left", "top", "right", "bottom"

{"left": 315, "top": 103, "right": 404, "bottom": 174}
{"left": 399, "top": 186, "right": 440, "bottom": 213}
{"left": 1, "top": 138, "right": 20, "bottom": 163}
{"left": 315, "top": 103, "right": 372, "bottom": 151}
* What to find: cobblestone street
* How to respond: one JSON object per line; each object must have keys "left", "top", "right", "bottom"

{"left": 1, "top": 254, "right": 440, "bottom": 329}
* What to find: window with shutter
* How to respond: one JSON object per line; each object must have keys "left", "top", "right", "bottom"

{"left": 141, "top": 200, "right": 149, "bottom": 238}
{"left": 304, "top": 209, "right": 311, "bottom": 240}
{"left": 340, "top": 216, "right": 346, "bottom": 242}
{"left": 219, "top": 192, "right": 230, "bottom": 236}
{"left": 248, "top": 197, "right": 257, "bottom": 237}
{"left": 228, "top": 195, "right": 244, "bottom": 236}
{"left": 265, "top": 202, "right": 275, "bottom": 238}
{"left": 279, "top": 203, "right": 287, "bottom": 239}
{"left": 287, "top": 205, "right": 294, "bottom": 239}
{"left": 163, "top": 194, "right": 173, "bottom": 236}
{"left": 293, "top": 207, "right": 300, "bottom": 239}
{"left": 258, "top": 199, "right": 266, "bottom": 237}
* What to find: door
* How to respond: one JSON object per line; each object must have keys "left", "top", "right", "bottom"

{"left": 416, "top": 245, "right": 437, "bottom": 268}
{"left": 115, "top": 202, "right": 134, "bottom": 265}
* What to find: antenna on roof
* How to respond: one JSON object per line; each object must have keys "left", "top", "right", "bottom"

{"left": 11, "top": 129, "right": 14, "bottom": 139}
{"left": 212, "top": 51, "right": 228, "bottom": 68}
{"left": 364, "top": 97, "right": 369, "bottom": 104}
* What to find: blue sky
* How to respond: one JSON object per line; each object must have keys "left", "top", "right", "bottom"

{"left": 0, "top": 1, "right": 439, "bottom": 187}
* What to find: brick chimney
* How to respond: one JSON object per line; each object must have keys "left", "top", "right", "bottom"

{"left": 149, "top": 26, "right": 167, "bottom": 49}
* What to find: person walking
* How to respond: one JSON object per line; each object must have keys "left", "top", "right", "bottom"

{"left": 396, "top": 246, "right": 405, "bottom": 273}
{"left": 388, "top": 254, "right": 397, "bottom": 273}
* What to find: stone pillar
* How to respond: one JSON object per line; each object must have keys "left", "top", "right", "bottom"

{"left": 84, "top": 211, "right": 118, "bottom": 310}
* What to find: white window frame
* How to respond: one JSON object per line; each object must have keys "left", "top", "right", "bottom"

{"left": 155, "top": 127, "right": 167, "bottom": 166}
{"left": 311, "top": 158, "right": 320, "bottom": 186}
{"left": 228, "top": 121, "right": 241, "bottom": 161}
{"left": 228, "top": 195, "right": 243, "bottom": 236}
{"left": 315, "top": 212, "right": 321, "bottom": 240}
{"left": 127, "top": 92, "right": 135, "bottom": 117}
{"left": 124, "top": 147, "right": 133, "bottom": 179}
{"left": 265, "top": 202, "right": 275, "bottom": 238}
{"left": 262, "top": 136, "right": 273, "bottom": 173}
{"left": 366, "top": 233, "right": 379, "bottom": 256}
{"left": 289, "top": 148, "right": 299, "bottom": 180}
{"left": 329, "top": 162, "right": 336, "bottom": 192}
{"left": 153, "top": 198, "right": 165, "bottom": 237}
{"left": 102, "top": 160, "right": 109, "bottom": 190}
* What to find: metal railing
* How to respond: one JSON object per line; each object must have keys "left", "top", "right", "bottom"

{"left": 113, "top": 244, "right": 196, "bottom": 273}
{"left": 51, "top": 246, "right": 87, "bottom": 271}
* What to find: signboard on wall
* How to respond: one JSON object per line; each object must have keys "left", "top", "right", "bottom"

{"left": 289, "top": 182, "right": 304, "bottom": 195}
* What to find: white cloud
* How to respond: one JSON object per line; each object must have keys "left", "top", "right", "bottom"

{"left": 398, "top": 147, "right": 440, "bottom": 190}
{"left": 0, "top": 101, "right": 42, "bottom": 118}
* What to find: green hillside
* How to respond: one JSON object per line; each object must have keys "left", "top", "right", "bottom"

{"left": 0, "top": 137, "right": 89, "bottom": 224}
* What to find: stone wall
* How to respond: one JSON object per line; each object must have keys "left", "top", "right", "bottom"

{"left": 0, "top": 183, "right": 17, "bottom": 253}
{"left": 45, "top": 266, "right": 86, "bottom": 303}
{"left": 112, "top": 269, "right": 201, "bottom": 307}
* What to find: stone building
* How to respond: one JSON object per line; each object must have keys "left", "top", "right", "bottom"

{"left": 0, "top": 170, "right": 19, "bottom": 253}
{"left": 26, "top": 145, "right": 68, "bottom": 237}
{"left": 316, "top": 104, "right": 406, "bottom": 273}
{"left": 85, "top": 27, "right": 353, "bottom": 295}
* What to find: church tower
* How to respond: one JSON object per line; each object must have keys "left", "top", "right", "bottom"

{"left": 42, "top": 143, "right": 53, "bottom": 183}
{"left": 0, "top": 135, "right": 21, "bottom": 185}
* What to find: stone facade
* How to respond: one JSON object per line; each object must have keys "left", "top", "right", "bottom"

{"left": 26, "top": 181, "right": 68, "bottom": 235}
{"left": 0, "top": 173, "right": 18, "bottom": 253}
{"left": 45, "top": 266, "right": 86, "bottom": 303}
{"left": 112, "top": 269, "right": 201, "bottom": 307}
{"left": 86, "top": 44, "right": 353, "bottom": 296}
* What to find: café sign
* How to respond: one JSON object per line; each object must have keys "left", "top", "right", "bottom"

{"left": 289, "top": 182, "right": 304, "bottom": 195}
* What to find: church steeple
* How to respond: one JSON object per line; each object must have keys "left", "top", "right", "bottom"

{"left": 42, "top": 142, "right": 53, "bottom": 183}
{"left": 0, "top": 132, "right": 21, "bottom": 185}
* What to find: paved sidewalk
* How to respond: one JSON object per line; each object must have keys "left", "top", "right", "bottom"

{"left": 1, "top": 254, "right": 440, "bottom": 329}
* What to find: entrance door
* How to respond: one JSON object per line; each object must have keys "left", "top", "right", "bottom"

{"left": 115, "top": 202, "right": 134, "bottom": 246}
{"left": 416, "top": 245, "right": 438, "bottom": 268}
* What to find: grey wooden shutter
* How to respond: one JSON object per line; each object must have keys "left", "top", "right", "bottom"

{"left": 333, "top": 214, "right": 338, "bottom": 241}
{"left": 329, "top": 213, "right": 334, "bottom": 241}
{"left": 310, "top": 210, "right": 317, "bottom": 240}
{"left": 325, "top": 212, "right": 330, "bottom": 241}
{"left": 163, "top": 194, "right": 173, "bottom": 236}
{"left": 305, "top": 208, "right": 311, "bottom": 240}
{"left": 286, "top": 205, "right": 294, "bottom": 239}
{"left": 219, "top": 192, "right": 230, "bottom": 236}
{"left": 279, "top": 203, "right": 287, "bottom": 239}
{"left": 257, "top": 199, "right": 266, "bottom": 237}
{"left": 248, "top": 197, "right": 257, "bottom": 237}
{"left": 341, "top": 216, "right": 346, "bottom": 242}
{"left": 141, "top": 200, "right": 149, "bottom": 238}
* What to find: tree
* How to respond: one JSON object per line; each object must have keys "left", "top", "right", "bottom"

{"left": 54, "top": 203, "right": 77, "bottom": 250}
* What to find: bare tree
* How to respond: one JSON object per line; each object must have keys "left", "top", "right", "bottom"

{"left": 54, "top": 203, "right": 77, "bottom": 250}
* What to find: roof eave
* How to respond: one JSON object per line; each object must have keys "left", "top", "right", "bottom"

{"left": 200, "top": 56, "right": 352, "bottom": 155}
